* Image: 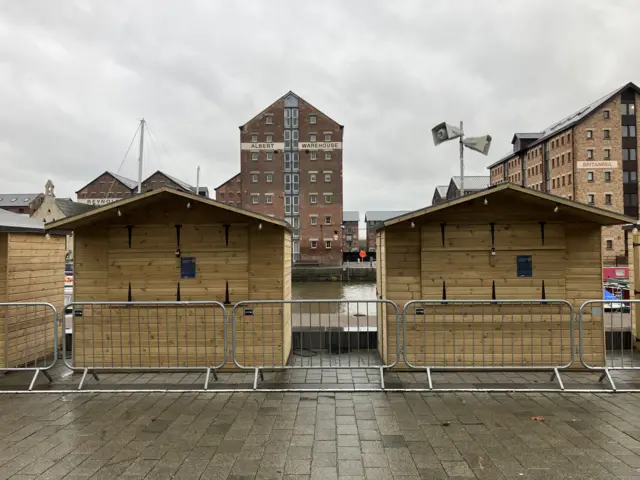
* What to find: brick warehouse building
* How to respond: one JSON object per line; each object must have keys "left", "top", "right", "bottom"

{"left": 216, "top": 91, "right": 344, "bottom": 265}
{"left": 487, "top": 81, "right": 640, "bottom": 265}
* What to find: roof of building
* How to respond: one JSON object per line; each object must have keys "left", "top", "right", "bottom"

{"left": 380, "top": 183, "right": 633, "bottom": 229}
{"left": 435, "top": 186, "right": 448, "bottom": 197}
{"left": 54, "top": 198, "right": 96, "bottom": 217}
{"left": 45, "top": 187, "right": 292, "bottom": 232}
{"left": 107, "top": 171, "right": 138, "bottom": 189}
{"left": 364, "top": 211, "right": 411, "bottom": 222}
{"left": 0, "top": 208, "right": 46, "bottom": 233}
{"left": 215, "top": 173, "right": 241, "bottom": 191}
{"left": 488, "top": 81, "right": 640, "bottom": 169}
{"left": 512, "top": 132, "right": 542, "bottom": 142}
{"left": 0, "top": 193, "right": 41, "bottom": 208}
{"left": 241, "top": 91, "right": 343, "bottom": 129}
{"left": 450, "top": 176, "right": 490, "bottom": 191}
{"left": 343, "top": 211, "right": 359, "bottom": 222}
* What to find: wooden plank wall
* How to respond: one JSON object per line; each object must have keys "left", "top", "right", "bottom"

{"left": 385, "top": 221, "right": 600, "bottom": 368}
{"left": 1, "top": 233, "right": 65, "bottom": 368}
{"left": 383, "top": 225, "right": 421, "bottom": 367}
{"left": 282, "top": 231, "right": 292, "bottom": 365}
{"left": 73, "top": 222, "right": 287, "bottom": 369}
{"left": 0, "top": 233, "right": 6, "bottom": 366}
{"left": 566, "top": 224, "right": 604, "bottom": 367}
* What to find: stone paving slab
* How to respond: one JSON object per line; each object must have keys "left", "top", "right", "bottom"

{"left": 1, "top": 391, "right": 640, "bottom": 479}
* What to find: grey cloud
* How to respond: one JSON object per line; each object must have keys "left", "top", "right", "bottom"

{"left": 1, "top": 0, "right": 640, "bottom": 212}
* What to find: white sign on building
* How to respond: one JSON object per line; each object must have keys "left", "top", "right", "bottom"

{"left": 240, "top": 143, "right": 285, "bottom": 151}
{"left": 577, "top": 161, "right": 617, "bottom": 169}
{"left": 76, "top": 198, "right": 122, "bottom": 206}
{"left": 298, "top": 142, "right": 342, "bottom": 151}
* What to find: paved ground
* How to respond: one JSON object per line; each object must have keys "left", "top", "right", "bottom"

{"left": 2, "top": 391, "right": 640, "bottom": 479}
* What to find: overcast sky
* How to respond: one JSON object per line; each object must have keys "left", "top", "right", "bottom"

{"left": 1, "top": 0, "right": 639, "bottom": 218}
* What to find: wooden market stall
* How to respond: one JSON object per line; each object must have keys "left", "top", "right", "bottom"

{"left": 0, "top": 209, "right": 66, "bottom": 368}
{"left": 46, "top": 187, "right": 292, "bottom": 370}
{"left": 375, "top": 183, "right": 633, "bottom": 369}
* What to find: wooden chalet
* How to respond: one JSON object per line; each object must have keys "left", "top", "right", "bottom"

{"left": 375, "top": 183, "right": 633, "bottom": 369}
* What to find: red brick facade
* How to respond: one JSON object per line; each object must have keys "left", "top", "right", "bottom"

{"left": 76, "top": 172, "right": 135, "bottom": 206}
{"left": 218, "top": 91, "right": 344, "bottom": 265}
{"left": 214, "top": 174, "right": 242, "bottom": 208}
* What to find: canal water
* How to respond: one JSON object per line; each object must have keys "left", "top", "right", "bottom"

{"left": 291, "top": 281, "right": 377, "bottom": 327}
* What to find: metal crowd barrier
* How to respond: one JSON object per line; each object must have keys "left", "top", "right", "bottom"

{"left": 0, "top": 302, "right": 59, "bottom": 390}
{"left": 231, "top": 299, "right": 400, "bottom": 390}
{"left": 64, "top": 301, "right": 227, "bottom": 390}
{"left": 402, "top": 300, "right": 575, "bottom": 390}
{"left": 579, "top": 299, "right": 639, "bottom": 391}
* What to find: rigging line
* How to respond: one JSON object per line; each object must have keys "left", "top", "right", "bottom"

{"left": 145, "top": 122, "right": 175, "bottom": 167}
{"left": 105, "top": 122, "right": 141, "bottom": 200}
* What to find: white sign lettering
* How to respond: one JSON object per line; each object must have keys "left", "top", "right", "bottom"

{"left": 241, "top": 142, "right": 285, "bottom": 151}
{"left": 577, "top": 161, "right": 617, "bottom": 169}
{"left": 299, "top": 142, "right": 342, "bottom": 151}
{"left": 76, "top": 198, "right": 122, "bottom": 205}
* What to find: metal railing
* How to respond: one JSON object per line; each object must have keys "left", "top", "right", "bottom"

{"left": 64, "top": 301, "right": 227, "bottom": 390}
{"left": 231, "top": 299, "right": 400, "bottom": 389}
{"left": 402, "top": 300, "right": 575, "bottom": 390}
{"left": 0, "top": 302, "right": 59, "bottom": 390}
{"left": 579, "top": 299, "right": 639, "bottom": 391}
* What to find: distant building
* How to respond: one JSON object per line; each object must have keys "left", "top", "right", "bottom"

{"left": 216, "top": 90, "right": 344, "bottom": 265}
{"left": 486, "top": 81, "right": 640, "bottom": 265}
{"left": 0, "top": 193, "right": 44, "bottom": 215}
{"left": 77, "top": 170, "right": 208, "bottom": 205}
{"left": 364, "top": 211, "right": 410, "bottom": 253}
{"left": 431, "top": 185, "right": 448, "bottom": 205}
{"left": 31, "top": 180, "right": 95, "bottom": 259}
{"left": 445, "top": 176, "right": 490, "bottom": 200}
{"left": 214, "top": 173, "right": 242, "bottom": 208}
{"left": 342, "top": 211, "right": 359, "bottom": 254}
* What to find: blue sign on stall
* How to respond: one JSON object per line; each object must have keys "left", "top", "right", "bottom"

{"left": 516, "top": 255, "right": 532, "bottom": 277}
{"left": 180, "top": 257, "right": 196, "bottom": 279}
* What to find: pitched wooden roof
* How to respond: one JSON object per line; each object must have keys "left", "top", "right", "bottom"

{"left": 45, "top": 187, "right": 291, "bottom": 231}
{"left": 381, "top": 183, "right": 633, "bottom": 228}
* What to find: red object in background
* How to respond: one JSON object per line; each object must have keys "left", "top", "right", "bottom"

{"left": 603, "top": 267, "right": 629, "bottom": 282}
{"left": 359, "top": 250, "right": 366, "bottom": 259}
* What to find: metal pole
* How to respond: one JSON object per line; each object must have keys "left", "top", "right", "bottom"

{"left": 459, "top": 120, "right": 464, "bottom": 197}
{"left": 137, "top": 118, "right": 145, "bottom": 194}
{"left": 196, "top": 166, "right": 200, "bottom": 196}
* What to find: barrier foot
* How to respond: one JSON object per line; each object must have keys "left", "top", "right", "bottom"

{"left": 204, "top": 368, "right": 211, "bottom": 390}
{"left": 28, "top": 369, "right": 41, "bottom": 391}
{"left": 78, "top": 368, "right": 89, "bottom": 391}
{"left": 599, "top": 368, "right": 617, "bottom": 392}
{"left": 43, "top": 370, "right": 53, "bottom": 383}
{"left": 426, "top": 367, "right": 433, "bottom": 390}
{"left": 380, "top": 367, "right": 386, "bottom": 391}
{"left": 551, "top": 368, "right": 565, "bottom": 390}
{"left": 253, "top": 368, "right": 261, "bottom": 390}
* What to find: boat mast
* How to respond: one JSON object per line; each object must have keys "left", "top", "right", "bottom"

{"left": 137, "top": 118, "right": 145, "bottom": 194}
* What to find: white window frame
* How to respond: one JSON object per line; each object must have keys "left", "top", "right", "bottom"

{"left": 265, "top": 115, "right": 273, "bottom": 125}
{"left": 251, "top": 152, "right": 258, "bottom": 161}
{"left": 251, "top": 135, "right": 258, "bottom": 142}
{"left": 292, "top": 130, "right": 299, "bottom": 148}
{"left": 265, "top": 194, "right": 273, "bottom": 205}
{"left": 266, "top": 135, "right": 273, "bottom": 143}
{"left": 251, "top": 174, "right": 258, "bottom": 183}
{"left": 325, "top": 152, "right": 332, "bottom": 160}
{"left": 310, "top": 152, "right": 317, "bottom": 161}
{"left": 284, "top": 152, "right": 291, "bottom": 171}
{"left": 284, "top": 130, "right": 291, "bottom": 148}
{"left": 325, "top": 240, "right": 332, "bottom": 249}
{"left": 292, "top": 195, "right": 299, "bottom": 214}
{"left": 310, "top": 215, "right": 318, "bottom": 225}
{"left": 292, "top": 151, "right": 299, "bottom": 171}
{"left": 310, "top": 240, "right": 318, "bottom": 249}
{"left": 266, "top": 152, "right": 273, "bottom": 161}
{"left": 251, "top": 194, "right": 259, "bottom": 205}
{"left": 587, "top": 193, "right": 595, "bottom": 205}
{"left": 292, "top": 109, "right": 299, "bottom": 127}
{"left": 284, "top": 108, "right": 291, "bottom": 128}
{"left": 324, "top": 194, "right": 332, "bottom": 204}
{"left": 587, "top": 149, "right": 594, "bottom": 159}
{"left": 266, "top": 173, "right": 273, "bottom": 183}
{"left": 310, "top": 194, "right": 317, "bottom": 204}
{"left": 285, "top": 174, "right": 291, "bottom": 193}
{"left": 324, "top": 173, "right": 331, "bottom": 183}
{"left": 324, "top": 134, "right": 331, "bottom": 141}
{"left": 310, "top": 115, "right": 317, "bottom": 125}
{"left": 310, "top": 174, "right": 317, "bottom": 183}
{"left": 310, "top": 134, "right": 317, "bottom": 142}
{"left": 586, "top": 130, "right": 593, "bottom": 139}
{"left": 285, "top": 196, "right": 291, "bottom": 215}
{"left": 324, "top": 215, "right": 331, "bottom": 225}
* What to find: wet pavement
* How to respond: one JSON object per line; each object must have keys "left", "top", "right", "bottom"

{"left": 2, "top": 390, "right": 640, "bottom": 479}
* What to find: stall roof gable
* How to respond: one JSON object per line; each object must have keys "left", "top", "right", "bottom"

{"left": 45, "top": 187, "right": 292, "bottom": 231}
{"left": 381, "top": 183, "right": 633, "bottom": 228}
